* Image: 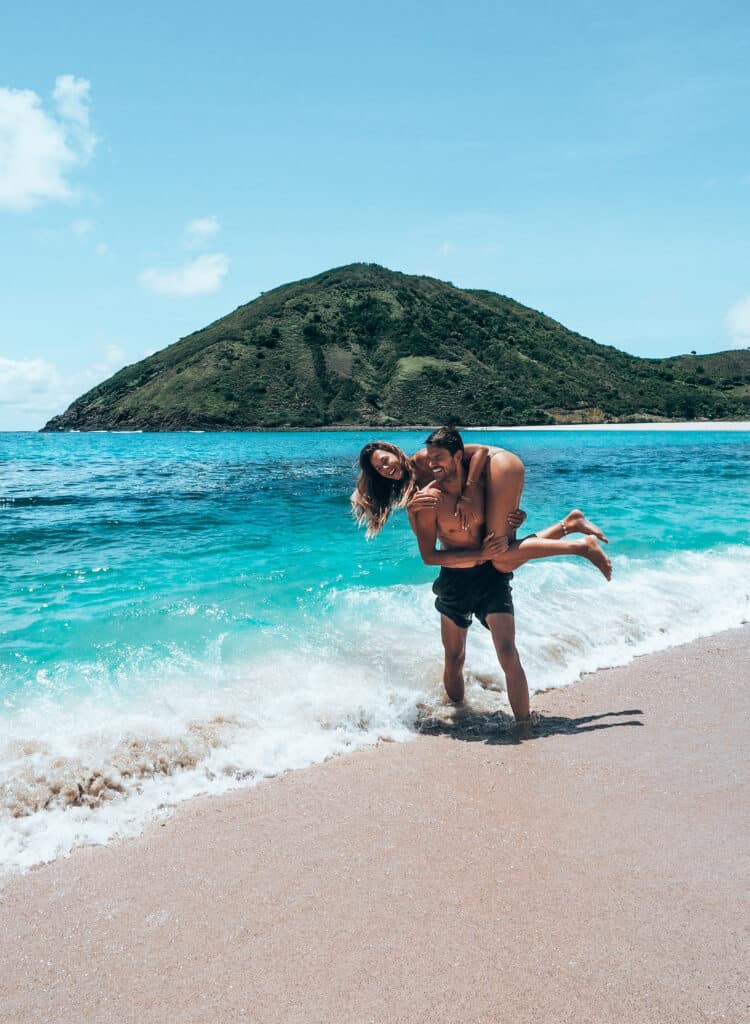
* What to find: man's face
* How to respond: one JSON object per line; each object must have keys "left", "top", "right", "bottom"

{"left": 370, "top": 448, "right": 404, "bottom": 481}
{"left": 425, "top": 444, "right": 461, "bottom": 483}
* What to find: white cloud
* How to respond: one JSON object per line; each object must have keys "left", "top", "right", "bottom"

{"left": 95, "top": 241, "right": 109, "bottom": 256}
{"left": 0, "top": 345, "right": 125, "bottom": 430}
{"left": 138, "top": 252, "right": 229, "bottom": 297}
{"left": 71, "top": 218, "right": 93, "bottom": 236}
{"left": 53, "top": 75, "right": 91, "bottom": 127}
{"left": 726, "top": 295, "right": 750, "bottom": 349}
{"left": 0, "top": 75, "right": 97, "bottom": 211}
{"left": 0, "top": 355, "right": 63, "bottom": 408}
{"left": 186, "top": 215, "right": 219, "bottom": 244}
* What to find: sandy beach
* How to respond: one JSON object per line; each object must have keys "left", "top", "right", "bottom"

{"left": 2, "top": 626, "right": 748, "bottom": 1024}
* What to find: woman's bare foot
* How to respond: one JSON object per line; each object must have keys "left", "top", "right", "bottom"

{"left": 563, "top": 509, "right": 608, "bottom": 543}
{"left": 579, "top": 535, "right": 613, "bottom": 580}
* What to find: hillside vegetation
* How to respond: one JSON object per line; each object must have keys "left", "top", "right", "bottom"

{"left": 43, "top": 264, "right": 750, "bottom": 430}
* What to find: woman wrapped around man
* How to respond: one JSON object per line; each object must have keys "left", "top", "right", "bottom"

{"left": 352, "top": 433, "right": 612, "bottom": 580}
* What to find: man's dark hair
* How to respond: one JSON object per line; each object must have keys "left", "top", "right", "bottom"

{"left": 424, "top": 427, "right": 464, "bottom": 455}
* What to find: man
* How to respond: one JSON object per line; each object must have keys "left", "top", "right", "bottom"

{"left": 407, "top": 427, "right": 536, "bottom": 724}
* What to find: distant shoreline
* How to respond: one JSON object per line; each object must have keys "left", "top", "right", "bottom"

{"left": 22, "top": 419, "right": 750, "bottom": 435}
{"left": 496, "top": 420, "right": 750, "bottom": 431}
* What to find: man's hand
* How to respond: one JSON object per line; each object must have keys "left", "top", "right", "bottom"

{"left": 406, "top": 482, "right": 441, "bottom": 514}
{"left": 507, "top": 507, "right": 527, "bottom": 530}
{"left": 481, "top": 532, "right": 509, "bottom": 559}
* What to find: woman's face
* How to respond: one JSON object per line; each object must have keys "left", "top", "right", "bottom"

{"left": 370, "top": 448, "right": 404, "bottom": 481}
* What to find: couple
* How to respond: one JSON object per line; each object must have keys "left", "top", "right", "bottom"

{"left": 352, "top": 428, "right": 612, "bottom": 725}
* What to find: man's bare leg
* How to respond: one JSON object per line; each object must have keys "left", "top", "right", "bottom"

{"left": 440, "top": 615, "right": 468, "bottom": 704}
{"left": 484, "top": 612, "right": 534, "bottom": 722}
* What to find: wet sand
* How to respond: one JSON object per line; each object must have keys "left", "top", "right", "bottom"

{"left": 2, "top": 627, "right": 748, "bottom": 1024}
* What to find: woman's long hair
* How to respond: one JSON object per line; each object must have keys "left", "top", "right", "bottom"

{"left": 351, "top": 441, "right": 416, "bottom": 537}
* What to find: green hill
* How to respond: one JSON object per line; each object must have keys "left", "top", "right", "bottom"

{"left": 42, "top": 263, "right": 750, "bottom": 430}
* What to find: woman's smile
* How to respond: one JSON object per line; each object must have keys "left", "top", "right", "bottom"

{"left": 370, "top": 449, "right": 404, "bottom": 480}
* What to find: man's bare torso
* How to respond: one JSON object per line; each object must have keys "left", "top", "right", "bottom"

{"left": 434, "top": 477, "right": 486, "bottom": 554}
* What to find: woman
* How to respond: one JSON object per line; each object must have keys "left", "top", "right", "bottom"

{"left": 352, "top": 437, "right": 612, "bottom": 579}
{"left": 351, "top": 439, "right": 497, "bottom": 536}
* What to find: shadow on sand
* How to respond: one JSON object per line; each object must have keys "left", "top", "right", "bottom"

{"left": 415, "top": 705, "right": 643, "bottom": 745}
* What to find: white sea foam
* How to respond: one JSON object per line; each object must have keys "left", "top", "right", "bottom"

{"left": 1, "top": 545, "right": 748, "bottom": 874}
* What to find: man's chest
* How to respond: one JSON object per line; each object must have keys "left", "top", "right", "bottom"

{"left": 435, "top": 492, "right": 485, "bottom": 545}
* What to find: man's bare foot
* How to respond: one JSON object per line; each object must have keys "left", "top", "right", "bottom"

{"left": 564, "top": 509, "right": 608, "bottom": 543}
{"left": 580, "top": 535, "right": 613, "bottom": 580}
{"left": 514, "top": 709, "right": 540, "bottom": 737}
{"left": 515, "top": 709, "right": 540, "bottom": 726}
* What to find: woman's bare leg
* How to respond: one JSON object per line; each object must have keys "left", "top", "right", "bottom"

{"left": 533, "top": 509, "right": 608, "bottom": 543}
{"left": 483, "top": 453, "right": 611, "bottom": 578}
{"left": 485, "top": 449, "right": 525, "bottom": 546}
{"left": 492, "top": 534, "right": 613, "bottom": 580}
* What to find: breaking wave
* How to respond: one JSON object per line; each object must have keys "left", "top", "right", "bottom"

{"left": 1, "top": 544, "right": 748, "bottom": 874}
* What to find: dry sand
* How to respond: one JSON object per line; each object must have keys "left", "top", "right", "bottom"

{"left": 1, "top": 627, "right": 748, "bottom": 1024}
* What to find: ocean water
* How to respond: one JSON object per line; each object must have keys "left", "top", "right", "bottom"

{"left": 1, "top": 428, "right": 748, "bottom": 873}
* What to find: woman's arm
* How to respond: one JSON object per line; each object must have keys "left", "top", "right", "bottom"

{"left": 455, "top": 446, "right": 490, "bottom": 528}
{"left": 462, "top": 445, "right": 490, "bottom": 484}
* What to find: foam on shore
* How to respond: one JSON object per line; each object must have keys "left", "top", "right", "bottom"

{"left": 1, "top": 544, "right": 748, "bottom": 873}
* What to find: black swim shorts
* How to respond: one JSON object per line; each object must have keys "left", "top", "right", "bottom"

{"left": 432, "top": 562, "right": 514, "bottom": 630}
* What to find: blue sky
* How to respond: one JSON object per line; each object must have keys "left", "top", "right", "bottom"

{"left": 1, "top": 0, "right": 749, "bottom": 428}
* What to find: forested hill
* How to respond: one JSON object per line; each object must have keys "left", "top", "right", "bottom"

{"left": 43, "top": 263, "right": 750, "bottom": 430}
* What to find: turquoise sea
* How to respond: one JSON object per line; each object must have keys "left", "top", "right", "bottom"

{"left": 1, "top": 428, "right": 749, "bottom": 871}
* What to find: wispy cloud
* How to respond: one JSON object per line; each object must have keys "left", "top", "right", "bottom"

{"left": 186, "top": 215, "right": 219, "bottom": 245}
{"left": 0, "top": 75, "right": 97, "bottom": 211}
{"left": 0, "top": 344, "right": 125, "bottom": 430}
{"left": 138, "top": 253, "right": 229, "bottom": 297}
{"left": 726, "top": 294, "right": 750, "bottom": 349}
{"left": 53, "top": 75, "right": 96, "bottom": 160}
{"left": 0, "top": 355, "right": 63, "bottom": 413}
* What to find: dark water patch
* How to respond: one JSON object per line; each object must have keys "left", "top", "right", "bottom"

{"left": 0, "top": 495, "right": 93, "bottom": 509}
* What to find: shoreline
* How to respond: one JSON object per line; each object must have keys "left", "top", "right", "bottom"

{"left": 2, "top": 625, "right": 748, "bottom": 1023}
{"left": 496, "top": 419, "right": 750, "bottom": 431}
{"left": 23, "top": 419, "right": 750, "bottom": 435}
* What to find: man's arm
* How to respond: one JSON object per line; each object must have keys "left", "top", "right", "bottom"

{"left": 407, "top": 505, "right": 506, "bottom": 568}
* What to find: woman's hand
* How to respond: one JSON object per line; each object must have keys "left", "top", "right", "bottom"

{"left": 507, "top": 507, "right": 527, "bottom": 530}
{"left": 406, "top": 483, "right": 442, "bottom": 515}
{"left": 454, "top": 494, "right": 480, "bottom": 531}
